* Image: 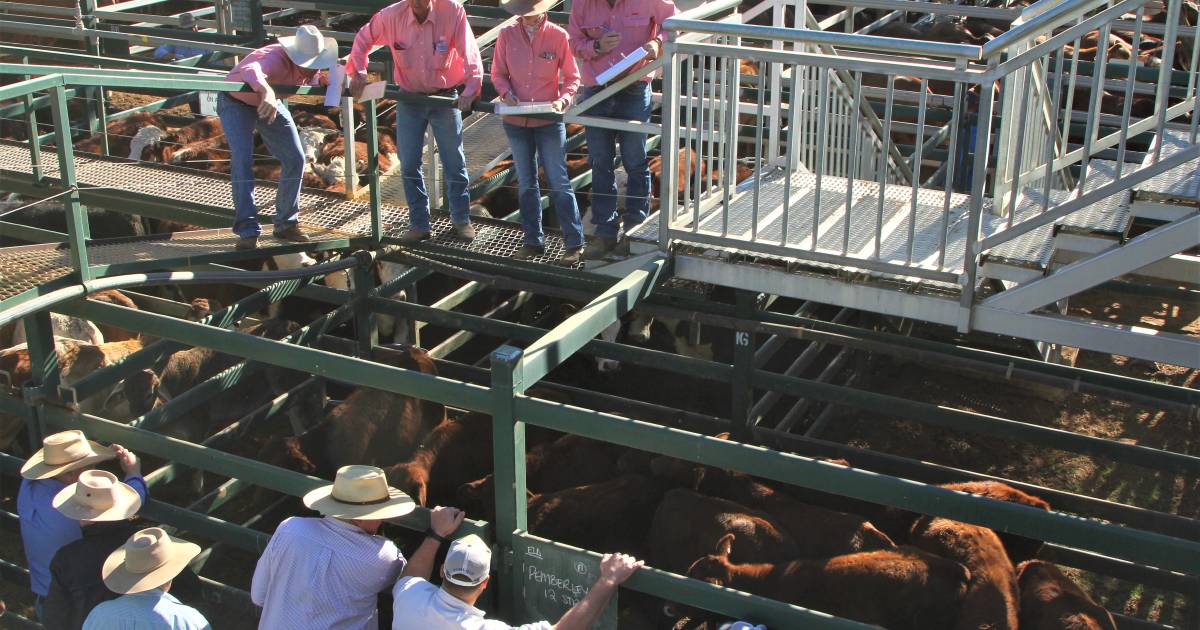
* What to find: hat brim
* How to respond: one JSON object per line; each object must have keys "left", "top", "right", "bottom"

{"left": 278, "top": 36, "right": 340, "bottom": 70}
{"left": 52, "top": 482, "right": 142, "bottom": 522}
{"left": 501, "top": 0, "right": 556, "bottom": 16}
{"left": 21, "top": 441, "right": 115, "bottom": 480}
{"left": 102, "top": 540, "right": 200, "bottom": 595}
{"left": 302, "top": 484, "right": 416, "bottom": 520}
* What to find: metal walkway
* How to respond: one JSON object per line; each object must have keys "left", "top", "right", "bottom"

{"left": 0, "top": 139, "right": 578, "bottom": 301}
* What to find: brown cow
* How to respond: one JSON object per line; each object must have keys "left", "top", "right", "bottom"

{"left": 1016, "top": 560, "right": 1118, "bottom": 630}
{"left": 911, "top": 516, "right": 1019, "bottom": 630}
{"left": 87, "top": 290, "right": 141, "bottom": 342}
{"left": 686, "top": 534, "right": 971, "bottom": 630}
{"left": 325, "top": 345, "right": 446, "bottom": 470}
{"left": 647, "top": 488, "right": 797, "bottom": 575}
{"left": 528, "top": 473, "right": 670, "bottom": 555}
{"left": 384, "top": 412, "right": 493, "bottom": 507}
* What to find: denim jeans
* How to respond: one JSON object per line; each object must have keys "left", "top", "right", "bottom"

{"left": 581, "top": 81, "right": 653, "bottom": 239}
{"left": 217, "top": 93, "right": 304, "bottom": 238}
{"left": 503, "top": 121, "right": 584, "bottom": 249}
{"left": 394, "top": 93, "right": 472, "bottom": 232}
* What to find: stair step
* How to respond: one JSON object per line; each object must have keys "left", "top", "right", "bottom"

{"left": 1133, "top": 128, "right": 1200, "bottom": 206}
{"left": 1056, "top": 160, "right": 1132, "bottom": 239}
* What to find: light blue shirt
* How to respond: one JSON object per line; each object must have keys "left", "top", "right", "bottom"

{"left": 82, "top": 588, "right": 210, "bottom": 630}
{"left": 153, "top": 44, "right": 210, "bottom": 60}
{"left": 19, "top": 475, "right": 148, "bottom": 596}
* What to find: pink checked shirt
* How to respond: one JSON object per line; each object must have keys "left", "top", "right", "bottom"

{"left": 225, "top": 44, "right": 323, "bottom": 106}
{"left": 568, "top": 0, "right": 677, "bottom": 87}
{"left": 347, "top": 0, "right": 483, "bottom": 99}
{"left": 491, "top": 18, "right": 580, "bottom": 127}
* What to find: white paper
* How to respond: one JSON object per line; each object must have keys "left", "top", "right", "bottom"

{"left": 324, "top": 65, "right": 346, "bottom": 108}
{"left": 495, "top": 101, "right": 557, "bottom": 115}
{"left": 198, "top": 91, "right": 218, "bottom": 117}
{"left": 359, "top": 80, "right": 387, "bottom": 102}
{"left": 595, "top": 46, "right": 649, "bottom": 85}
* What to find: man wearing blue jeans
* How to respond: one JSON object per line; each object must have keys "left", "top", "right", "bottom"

{"left": 347, "top": 0, "right": 484, "bottom": 244}
{"left": 221, "top": 26, "right": 337, "bottom": 250}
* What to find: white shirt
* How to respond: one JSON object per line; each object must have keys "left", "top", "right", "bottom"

{"left": 391, "top": 577, "right": 553, "bottom": 630}
{"left": 252, "top": 517, "right": 406, "bottom": 630}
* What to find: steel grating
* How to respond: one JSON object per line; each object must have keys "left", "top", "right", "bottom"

{"left": 1056, "top": 160, "right": 1132, "bottom": 236}
{"left": 1135, "top": 129, "right": 1200, "bottom": 205}
{"left": 0, "top": 140, "right": 577, "bottom": 299}
{"left": 981, "top": 190, "right": 1059, "bottom": 271}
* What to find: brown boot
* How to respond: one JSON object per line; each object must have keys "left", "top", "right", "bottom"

{"left": 582, "top": 236, "right": 618, "bottom": 260}
{"left": 453, "top": 222, "right": 476, "bottom": 242}
{"left": 236, "top": 235, "right": 259, "bottom": 250}
{"left": 513, "top": 245, "right": 545, "bottom": 261}
{"left": 272, "top": 225, "right": 310, "bottom": 243}
{"left": 559, "top": 247, "right": 583, "bottom": 266}
{"left": 398, "top": 229, "right": 431, "bottom": 245}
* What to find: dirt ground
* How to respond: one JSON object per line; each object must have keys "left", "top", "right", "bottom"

{"left": 824, "top": 281, "right": 1199, "bottom": 626}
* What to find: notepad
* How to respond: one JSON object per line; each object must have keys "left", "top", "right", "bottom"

{"left": 324, "top": 65, "right": 346, "bottom": 108}
{"left": 495, "top": 101, "right": 558, "bottom": 115}
{"left": 359, "top": 80, "right": 387, "bottom": 101}
{"left": 595, "top": 46, "right": 649, "bottom": 85}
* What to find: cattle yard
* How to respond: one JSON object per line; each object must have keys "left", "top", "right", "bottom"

{"left": 0, "top": 0, "right": 1197, "bottom": 628}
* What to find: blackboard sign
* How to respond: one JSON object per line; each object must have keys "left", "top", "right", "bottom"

{"left": 519, "top": 540, "right": 617, "bottom": 629}
{"left": 229, "top": 0, "right": 262, "bottom": 33}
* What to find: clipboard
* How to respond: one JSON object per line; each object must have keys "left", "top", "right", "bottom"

{"left": 324, "top": 65, "right": 347, "bottom": 108}
{"left": 495, "top": 101, "right": 558, "bottom": 115}
{"left": 359, "top": 80, "right": 387, "bottom": 101}
{"left": 595, "top": 46, "right": 649, "bottom": 85}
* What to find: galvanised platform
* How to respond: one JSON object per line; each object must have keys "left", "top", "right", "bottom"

{"left": 0, "top": 139, "right": 578, "bottom": 301}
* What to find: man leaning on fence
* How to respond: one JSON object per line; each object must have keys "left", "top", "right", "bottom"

{"left": 569, "top": 0, "right": 677, "bottom": 259}
{"left": 347, "top": 0, "right": 484, "bottom": 245}
{"left": 251, "top": 465, "right": 465, "bottom": 629}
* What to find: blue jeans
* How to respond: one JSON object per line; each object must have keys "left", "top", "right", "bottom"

{"left": 217, "top": 93, "right": 304, "bottom": 238}
{"left": 503, "top": 122, "right": 584, "bottom": 249}
{"left": 394, "top": 93, "right": 472, "bottom": 232}
{"left": 582, "top": 82, "right": 653, "bottom": 239}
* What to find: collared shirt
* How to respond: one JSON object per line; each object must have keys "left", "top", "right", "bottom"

{"left": 568, "top": 0, "right": 677, "bottom": 87}
{"left": 19, "top": 475, "right": 148, "bottom": 597}
{"left": 491, "top": 18, "right": 580, "bottom": 128}
{"left": 391, "top": 577, "right": 552, "bottom": 630}
{"left": 82, "top": 588, "right": 210, "bottom": 630}
{"left": 225, "top": 43, "right": 324, "bottom": 106}
{"left": 346, "top": 0, "right": 483, "bottom": 99}
{"left": 252, "top": 516, "right": 407, "bottom": 630}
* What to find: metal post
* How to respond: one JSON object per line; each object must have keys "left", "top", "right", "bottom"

{"left": 20, "top": 61, "right": 42, "bottom": 184}
{"left": 959, "top": 75, "right": 995, "bottom": 333}
{"left": 353, "top": 264, "right": 377, "bottom": 358}
{"left": 490, "top": 346, "right": 528, "bottom": 620}
{"left": 364, "top": 98, "right": 382, "bottom": 243}
{"left": 49, "top": 84, "right": 92, "bottom": 280}
{"left": 659, "top": 40, "right": 680, "bottom": 250}
{"left": 731, "top": 291, "right": 759, "bottom": 442}
{"left": 21, "top": 311, "right": 58, "bottom": 451}
{"left": 340, "top": 96, "right": 358, "bottom": 199}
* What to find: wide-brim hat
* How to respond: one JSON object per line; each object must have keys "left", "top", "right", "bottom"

{"left": 278, "top": 24, "right": 339, "bottom": 70}
{"left": 302, "top": 465, "right": 416, "bottom": 520}
{"left": 21, "top": 430, "right": 115, "bottom": 480}
{"left": 53, "top": 470, "right": 142, "bottom": 522}
{"left": 102, "top": 527, "right": 200, "bottom": 595}
{"left": 500, "top": 0, "right": 556, "bottom": 17}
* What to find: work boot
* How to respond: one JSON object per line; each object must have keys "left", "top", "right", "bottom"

{"left": 273, "top": 225, "right": 310, "bottom": 243}
{"left": 559, "top": 246, "right": 583, "bottom": 266}
{"left": 513, "top": 245, "right": 545, "bottom": 261}
{"left": 398, "top": 229, "right": 431, "bottom": 245}
{"left": 582, "top": 236, "right": 618, "bottom": 260}
{"left": 235, "top": 235, "right": 258, "bottom": 250}
{"left": 453, "top": 222, "right": 476, "bottom": 242}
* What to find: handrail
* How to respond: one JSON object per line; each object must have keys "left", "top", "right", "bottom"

{"left": 662, "top": 17, "right": 984, "bottom": 60}
{"left": 674, "top": 0, "right": 743, "bottom": 22}
{"left": 983, "top": 0, "right": 1107, "bottom": 58}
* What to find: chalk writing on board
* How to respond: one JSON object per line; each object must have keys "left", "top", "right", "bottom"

{"left": 519, "top": 541, "right": 616, "bottom": 630}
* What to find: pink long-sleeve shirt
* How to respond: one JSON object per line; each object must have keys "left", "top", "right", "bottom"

{"left": 491, "top": 18, "right": 580, "bottom": 127}
{"left": 346, "top": 0, "right": 483, "bottom": 99}
{"left": 568, "top": 0, "right": 677, "bottom": 87}
{"left": 225, "top": 44, "right": 323, "bottom": 106}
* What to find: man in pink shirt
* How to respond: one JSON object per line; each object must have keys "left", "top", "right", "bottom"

{"left": 569, "top": 0, "right": 676, "bottom": 259}
{"left": 219, "top": 25, "right": 337, "bottom": 250}
{"left": 492, "top": 0, "right": 585, "bottom": 265}
{"left": 347, "top": 0, "right": 484, "bottom": 244}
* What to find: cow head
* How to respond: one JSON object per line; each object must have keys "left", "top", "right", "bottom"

{"left": 386, "top": 462, "right": 429, "bottom": 506}
{"left": 685, "top": 533, "right": 737, "bottom": 588}
{"left": 625, "top": 313, "right": 655, "bottom": 344}
{"left": 108, "top": 369, "right": 167, "bottom": 418}
{"left": 595, "top": 320, "right": 622, "bottom": 373}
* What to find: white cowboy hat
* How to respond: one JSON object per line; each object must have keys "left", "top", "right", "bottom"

{"left": 53, "top": 470, "right": 142, "bottom": 522}
{"left": 21, "top": 430, "right": 115, "bottom": 480}
{"left": 278, "top": 24, "right": 338, "bottom": 70}
{"left": 500, "top": 0, "right": 556, "bottom": 16}
{"left": 102, "top": 527, "right": 200, "bottom": 595}
{"left": 302, "top": 465, "right": 416, "bottom": 520}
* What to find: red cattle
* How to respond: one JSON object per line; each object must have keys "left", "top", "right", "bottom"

{"left": 72, "top": 112, "right": 167, "bottom": 158}
{"left": 384, "top": 412, "right": 493, "bottom": 507}
{"left": 911, "top": 516, "right": 1019, "bottom": 630}
{"left": 87, "top": 290, "right": 141, "bottom": 342}
{"left": 686, "top": 535, "right": 971, "bottom": 630}
{"left": 1016, "top": 560, "right": 1118, "bottom": 630}
{"left": 647, "top": 488, "right": 797, "bottom": 575}
{"left": 528, "top": 473, "right": 670, "bottom": 555}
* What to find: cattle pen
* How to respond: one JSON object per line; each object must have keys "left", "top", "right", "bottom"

{"left": 0, "top": 0, "right": 1197, "bottom": 628}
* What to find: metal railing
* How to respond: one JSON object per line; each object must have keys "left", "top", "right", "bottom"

{"left": 656, "top": 0, "right": 1198, "bottom": 293}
